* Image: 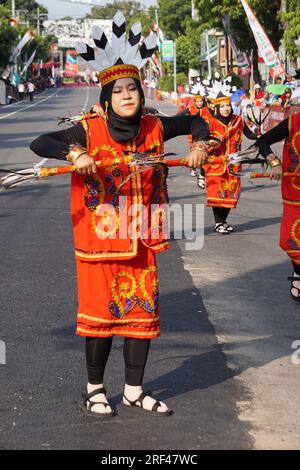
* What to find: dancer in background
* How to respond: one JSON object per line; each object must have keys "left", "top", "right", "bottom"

{"left": 177, "top": 79, "right": 208, "bottom": 188}
{"left": 203, "top": 76, "right": 257, "bottom": 234}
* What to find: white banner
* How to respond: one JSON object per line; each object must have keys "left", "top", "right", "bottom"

{"left": 21, "top": 50, "right": 37, "bottom": 76}
{"left": 240, "top": 0, "right": 285, "bottom": 75}
{"left": 13, "top": 31, "right": 35, "bottom": 58}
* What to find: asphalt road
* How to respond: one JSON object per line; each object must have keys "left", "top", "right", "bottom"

{"left": 0, "top": 86, "right": 299, "bottom": 450}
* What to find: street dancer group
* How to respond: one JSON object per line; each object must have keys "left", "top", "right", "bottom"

{"left": 27, "top": 11, "right": 300, "bottom": 418}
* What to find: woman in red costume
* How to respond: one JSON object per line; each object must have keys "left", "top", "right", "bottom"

{"left": 203, "top": 77, "right": 257, "bottom": 234}
{"left": 177, "top": 79, "right": 209, "bottom": 187}
{"left": 256, "top": 112, "right": 300, "bottom": 302}
{"left": 30, "top": 12, "right": 209, "bottom": 418}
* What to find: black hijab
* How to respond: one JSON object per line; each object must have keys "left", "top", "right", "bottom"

{"left": 100, "top": 78, "right": 145, "bottom": 142}
{"left": 215, "top": 103, "right": 233, "bottom": 126}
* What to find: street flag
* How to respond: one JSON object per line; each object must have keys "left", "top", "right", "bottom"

{"left": 221, "top": 14, "right": 251, "bottom": 77}
{"left": 13, "top": 31, "right": 35, "bottom": 58}
{"left": 153, "top": 22, "right": 164, "bottom": 44}
{"left": 150, "top": 55, "right": 161, "bottom": 76}
{"left": 240, "top": 0, "right": 285, "bottom": 78}
{"left": 21, "top": 50, "right": 37, "bottom": 76}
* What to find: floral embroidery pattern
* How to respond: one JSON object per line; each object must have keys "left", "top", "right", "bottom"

{"left": 109, "top": 266, "right": 159, "bottom": 318}
{"left": 218, "top": 179, "right": 240, "bottom": 200}
{"left": 84, "top": 176, "right": 105, "bottom": 212}
{"left": 287, "top": 218, "right": 300, "bottom": 251}
{"left": 151, "top": 166, "right": 169, "bottom": 205}
{"left": 84, "top": 157, "right": 126, "bottom": 238}
{"left": 288, "top": 131, "right": 300, "bottom": 191}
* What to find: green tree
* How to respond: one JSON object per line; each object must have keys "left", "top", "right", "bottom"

{"left": 280, "top": 0, "right": 300, "bottom": 65}
{"left": 86, "top": 0, "right": 155, "bottom": 36}
{"left": 0, "top": 5, "right": 19, "bottom": 70}
{"left": 2, "top": 0, "right": 48, "bottom": 27}
{"left": 175, "top": 18, "right": 206, "bottom": 74}
{"left": 87, "top": 0, "right": 143, "bottom": 19}
{"left": 157, "top": 0, "right": 191, "bottom": 40}
{"left": 22, "top": 34, "right": 56, "bottom": 66}
{"left": 0, "top": 1, "right": 53, "bottom": 73}
{"left": 194, "top": 0, "right": 283, "bottom": 82}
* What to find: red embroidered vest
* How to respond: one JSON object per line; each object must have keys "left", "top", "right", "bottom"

{"left": 282, "top": 113, "right": 300, "bottom": 204}
{"left": 204, "top": 114, "right": 244, "bottom": 176}
{"left": 71, "top": 115, "right": 170, "bottom": 261}
{"left": 188, "top": 104, "right": 201, "bottom": 116}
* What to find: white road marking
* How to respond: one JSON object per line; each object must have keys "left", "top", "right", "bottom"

{"left": 81, "top": 86, "right": 90, "bottom": 114}
{"left": 0, "top": 90, "right": 61, "bottom": 121}
{"left": 158, "top": 110, "right": 170, "bottom": 117}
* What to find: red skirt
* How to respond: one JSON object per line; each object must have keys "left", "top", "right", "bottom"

{"left": 205, "top": 168, "right": 241, "bottom": 208}
{"left": 280, "top": 203, "right": 300, "bottom": 265}
{"left": 75, "top": 241, "right": 160, "bottom": 339}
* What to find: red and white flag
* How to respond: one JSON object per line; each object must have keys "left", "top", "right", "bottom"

{"left": 240, "top": 0, "right": 285, "bottom": 78}
{"left": 13, "top": 31, "right": 35, "bottom": 58}
{"left": 21, "top": 49, "right": 37, "bottom": 76}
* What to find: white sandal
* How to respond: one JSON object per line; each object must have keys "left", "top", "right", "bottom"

{"left": 197, "top": 175, "right": 206, "bottom": 189}
{"left": 223, "top": 222, "right": 234, "bottom": 232}
{"left": 214, "top": 223, "right": 229, "bottom": 234}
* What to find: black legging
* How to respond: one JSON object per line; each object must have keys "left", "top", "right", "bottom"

{"left": 213, "top": 207, "right": 231, "bottom": 224}
{"left": 293, "top": 262, "right": 300, "bottom": 275}
{"left": 85, "top": 337, "right": 150, "bottom": 386}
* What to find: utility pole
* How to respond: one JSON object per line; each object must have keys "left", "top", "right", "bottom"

{"left": 155, "top": 8, "right": 163, "bottom": 77}
{"left": 34, "top": 8, "right": 47, "bottom": 37}
{"left": 205, "top": 30, "right": 211, "bottom": 79}
{"left": 281, "top": 0, "right": 288, "bottom": 69}
{"left": 155, "top": 8, "right": 159, "bottom": 28}
{"left": 37, "top": 7, "right": 40, "bottom": 36}
{"left": 224, "top": 33, "right": 230, "bottom": 75}
{"left": 191, "top": 0, "right": 198, "bottom": 20}
{"left": 11, "top": 0, "right": 18, "bottom": 78}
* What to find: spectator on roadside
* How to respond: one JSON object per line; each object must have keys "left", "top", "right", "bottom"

{"left": 240, "top": 92, "right": 252, "bottom": 114}
{"left": 263, "top": 91, "right": 272, "bottom": 107}
{"left": 284, "top": 74, "right": 297, "bottom": 90}
{"left": 254, "top": 84, "right": 265, "bottom": 107}
{"left": 27, "top": 81, "right": 36, "bottom": 102}
{"left": 18, "top": 82, "right": 25, "bottom": 101}
{"left": 280, "top": 88, "right": 293, "bottom": 109}
{"left": 232, "top": 101, "right": 241, "bottom": 115}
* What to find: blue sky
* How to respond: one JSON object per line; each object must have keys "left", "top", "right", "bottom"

{"left": 39, "top": 0, "right": 157, "bottom": 20}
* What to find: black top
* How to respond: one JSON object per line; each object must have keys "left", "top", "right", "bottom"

{"left": 30, "top": 115, "right": 210, "bottom": 160}
{"left": 255, "top": 118, "right": 289, "bottom": 158}
{"left": 177, "top": 108, "right": 201, "bottom": 117}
